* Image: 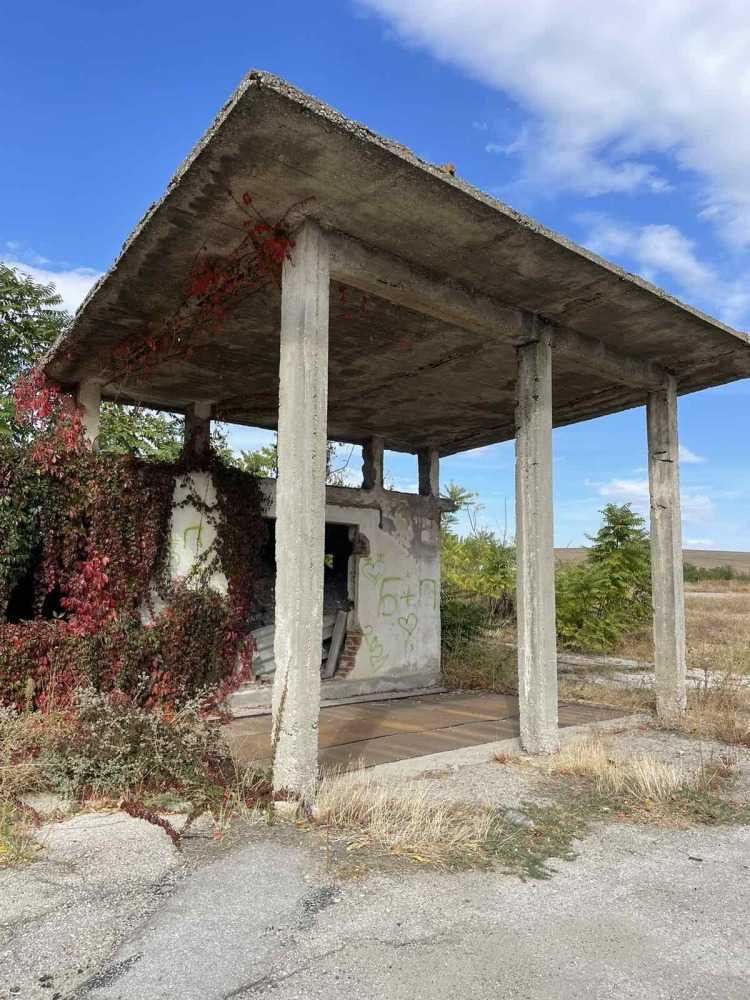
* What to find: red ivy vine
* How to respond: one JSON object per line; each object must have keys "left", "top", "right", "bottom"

{"left": 1, "top": 373, "right": 267, "bottom": 713}
{"left": 0, "top": 192, "right": 334, "bottom": 713}
{"left": 104, "top": 192, "right": 298, "bottom": 389}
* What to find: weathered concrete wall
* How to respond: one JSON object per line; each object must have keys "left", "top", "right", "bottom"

{"left": 169, "top": 474, "right": 443, "bottom": 695}
{"left": 170, "top": 471, "right": 228, "bottom": 595}
{"left": 260, "top": 480, "right": 442, "bottom": 693}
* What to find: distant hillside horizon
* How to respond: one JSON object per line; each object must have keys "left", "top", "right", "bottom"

{"left": 555, "top": 549, "right": 750, "bottom": 573}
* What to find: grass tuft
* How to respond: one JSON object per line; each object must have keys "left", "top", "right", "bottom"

{"left": 546, "top": 739, "right": 685, "bottom": 800}
{"left": 0, "top": 802, "right": 38, "bottom": 868}
{"left": 314, "top": 768, "right": 492, "bottom": 868}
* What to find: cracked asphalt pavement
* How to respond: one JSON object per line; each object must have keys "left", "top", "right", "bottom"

{"left": 1, "top": 812, "right": 748, "bottom": 999}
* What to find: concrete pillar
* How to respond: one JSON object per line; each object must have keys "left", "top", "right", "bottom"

{"left": 515, "top": 330, "right": 559, "bottom": 754}
{"left": 271, "top": 220, "right": 330, "bottom": 807}
{"left": 647, "top": 376, "right": 687, "bottom": 722}
{"left": 184, "top": 402, "right": 212, "bottom": 460}
{"left": 362, "top": 436, "right": 384, "bottom": 490}
{"left": 418, "top": 447, "right": 440, "bottom": 497}
{"left": 76, "top": 380, "right": 102, "bottom": 448}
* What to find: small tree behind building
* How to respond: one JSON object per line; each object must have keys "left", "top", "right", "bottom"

{"left": 556, "top": 503, "right": 651, "bottom": 652}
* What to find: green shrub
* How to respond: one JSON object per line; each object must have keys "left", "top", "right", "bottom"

{"left": 442, "top": 529, "right": 515, "bottom": 616}
{"left": 1, "top": 691, "right": 234, "bottom": 803}
{"left": 440, "top": 595, "right": 490, "bottom": 652}
{"left": 683, "top": 562, "right": 749, "bottom": 583}
{"left": 555, "top": 504, "right": 651, "bottom": 652}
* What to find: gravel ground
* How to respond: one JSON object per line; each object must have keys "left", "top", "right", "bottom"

{"left": 0, "top": 812, "right": 184, "bottom": 1000}
{"left": 2, "top": 724, "right": 749, "bottom": 1000}
{"left": 357, "top": 722, "right": 750, "bottom": 810}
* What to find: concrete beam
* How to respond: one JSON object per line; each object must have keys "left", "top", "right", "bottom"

{"left": 271, "top": 220, "right": 330, "bottom": 807}
{"left": 329, "top": 230, "right": 525, "bottom": 340}
{"left": 328, "top": 232, "right": 665, "bottom": 390}
{"left": 184, "top": 401, "right": 211, "bottom": 460}
{"left": 361, "top": 435, "right": 385, "bottom": 491}
{"left": 76, "top": 380, "right": 102, "bottom": 447}
{"left": 647, "top": 376, "right": 687, "bottom": 722}
{"left": 515, "top": 328, "right": 559, "bottom": 754}
{"left": 418, "top": 447, "right": 439, "bottom": 497}
{"left": 547, "top": 322, "right": 664, "bottom": 391}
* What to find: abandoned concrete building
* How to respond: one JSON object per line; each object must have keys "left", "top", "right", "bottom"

{"left": 47, "top": 72, "right": 750, "bottom": 803}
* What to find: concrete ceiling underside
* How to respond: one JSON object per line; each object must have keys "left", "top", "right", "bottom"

{"left": 46, "top": 71, "right": 750, "bottom": 457}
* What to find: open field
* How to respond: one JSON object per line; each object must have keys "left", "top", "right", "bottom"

{"left": 556, "top": 548, "right": 750, "bottom": 574}
{"left": 613, "top": 590, "right": 750, "bottom": 673}
{"left": 473, "top": 590, "right": 750, "bottom": 676}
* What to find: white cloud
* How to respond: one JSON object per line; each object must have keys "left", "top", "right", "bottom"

{"left": 592, "top": 477, "right": 650, "bottom": 509}
{"left": 358, "top": 1, "right": 750, "bottom": 243}
{"left": 679, "top": 445, "right": 706, "bottom": 464}
{"left": 2, "top": 257, "right": 101, "bottom": 314}
{"left": 588, "top": 476, "right": 715, "bottom": 523}
{"left": 680, "top": 493, "right": 715, "bottom": 522}
{"left": 577, "top": 215, "right": 750, "bottom": 326}
{"left": 685, "top": 538, "right": 715, "bottom": 548}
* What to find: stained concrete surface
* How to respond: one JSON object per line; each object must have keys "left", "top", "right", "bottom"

{"left": 2, "top": 817, "right": 748, "bottom": 1000}
{"left": 3, "top": 726, "right": 750, "bottom": 1000}
{"left": 0, "top": 813, "right": 182, "bottom": 1000}
{"left": 224, "top": 691, "right": 623, "bottom": 770}
{"left": 47, "top": 72, "right": 750, "bottom": 455}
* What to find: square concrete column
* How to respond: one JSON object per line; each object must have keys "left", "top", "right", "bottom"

{"left": 515, "top": 330, "right": 559, "bottom": 754}
{"left": 361, "top": 435, "right": 384, "bottom": 491}
{"left": 76, "top": 380, "right": 102, "bottom": 448}
{"left": 418, "top": 447, "right": 440, "bottom": 497}
{"left": 184, "top": 401, "right": 212, "bottom": 460}
{"left": 647, "top": 376, "right": 687, "bottom": 722}
{"left": 271, "top": 220, "right": 330, "bottom": 807}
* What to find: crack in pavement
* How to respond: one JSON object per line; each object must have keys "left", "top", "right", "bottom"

{"left": 71, "top": 954, "right": 143, "bottom": 997}
{"left": 220, "top": 929, "right": 453, "bottom": 998}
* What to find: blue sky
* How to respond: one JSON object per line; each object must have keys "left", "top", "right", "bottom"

{"left": 3, "top": 1, "right": 749, "bottom": 549}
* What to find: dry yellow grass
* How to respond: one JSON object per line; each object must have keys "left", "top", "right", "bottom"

{"left": 0, "top": 709, "right": 48, "bottom": 801}
{"left": 685, "top": 579, "right": 750, "bottom": 593}
{"left": 557, "top": 677, "right": 655, "bottom": 714}
{"left": 314, "top": 767, "right": 492, "bottom": 866}
{"left": 544, "top": 739, "right": 686, "bottom": 800}
{"left": 559, "top": 673, "right": 750, "bottom": 747}
{"left": 676, "top": 675, "right": 750, "bottom": 747}
{"left": 614, "top": 591, "right": 750, "bottom": 674}
{"left": 441, "top": 634, "right": 517, "bottom": 694}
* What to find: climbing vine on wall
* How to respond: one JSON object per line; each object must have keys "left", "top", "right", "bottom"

{"left": 100, "top": 192, "right": 299, "bottom": 391}
{"left": 0, "top": 373, "right": 268, "bottom": 712}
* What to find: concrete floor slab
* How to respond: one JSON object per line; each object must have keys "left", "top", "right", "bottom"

{"left": 223, "top": 691, "right": 623, "bottom": 770}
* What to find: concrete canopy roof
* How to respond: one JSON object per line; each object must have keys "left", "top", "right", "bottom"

{"left": 47, "top": 71, "right": 750, "bottom": 456}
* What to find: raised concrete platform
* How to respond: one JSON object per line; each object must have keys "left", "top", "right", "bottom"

{"left": 228, "top": 673, "right": 444, "bottom": 714}
{"left": 223, "top": 690, "right": 624, "bottom": 771}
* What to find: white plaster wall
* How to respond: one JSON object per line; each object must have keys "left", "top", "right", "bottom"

{"left": 351, "top": 496, "right": 441, "bottom": 687}
{"left": 169, "top": 474, "right": 442, "bottom": 689}
{"left": 260, "top": 481, "right": 442, "bottom": 688}
{"left": 170, "top": 471, "right": 228, "bottom": 594}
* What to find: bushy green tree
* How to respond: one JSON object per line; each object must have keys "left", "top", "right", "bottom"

{"left": 441, "top": 480, "right": 479, "bottom": 534}
{"left": 440, "top": 481, "right": 516, "bottom": 650}
{"left": 0, "top": 263, "right": 191, "bottom": 457}
{"left": 98, "top": 404, "right": 183, "bottom": 460}
{"left": 235, "top": 437, "right": 356, "bottom": 484}
{"left": 0, "top": 264, "right": 67, "bottom": 440}
{"left": 556, "top": 503, "right": 651, "bottom": 652}
{"left": 442, "top": 529, "right": 516, "bottom": 610}
{"left": 236, "top": 442, "right": 277, "bottom": 477}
